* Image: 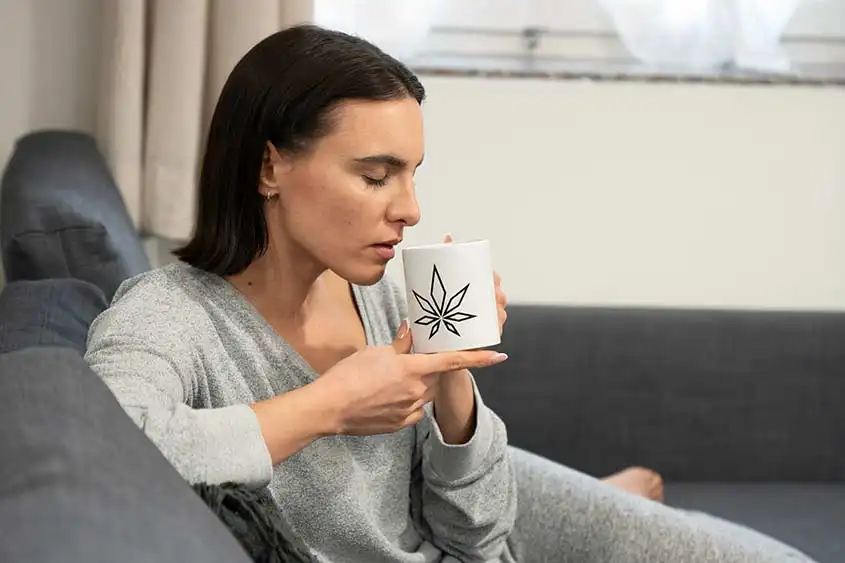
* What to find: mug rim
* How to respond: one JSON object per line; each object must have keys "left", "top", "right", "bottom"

{"left": 401, "top": 238, "right": 489, "bottom": 252}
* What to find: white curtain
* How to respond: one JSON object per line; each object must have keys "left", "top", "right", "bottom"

{"left": 96, "top": 0, "right": 440, "bottom": 240}
{"left": 598, "top": 0, "right": 802, "bottom": 72}
{"left": 97, "top": 0, "right": 302, "bottom": 241}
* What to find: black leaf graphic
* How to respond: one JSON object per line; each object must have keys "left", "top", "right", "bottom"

{"left": 430, "top": 265, "right": 447, "bottom": 314}
{"left": 444, "top": 311, "right": 476, "bottom": 322}
{"left": 415, "top": 315, "right": 439, "bottom": 326}
{"left": 444, "top": 283, "right": 470, "bottom": 315}
{"left": 412, "top": 264, "right": 477, "bottom": 339}
{"left": 429, "top": 321, "right": 441, "bottom": 338}
{"left": 412, "top": 290, "right": 438, "bottom": 316}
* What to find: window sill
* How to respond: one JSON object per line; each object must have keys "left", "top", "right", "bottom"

{"left": 411, "top": 56, "right": 845, "bottom": 87}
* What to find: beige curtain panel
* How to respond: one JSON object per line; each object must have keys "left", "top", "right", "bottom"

{"left": 96, "top": 0, "right": 310, "bottom": 241}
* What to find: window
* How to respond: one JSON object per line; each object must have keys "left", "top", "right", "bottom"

{"left": 417, "top": 0, "right": 845, "bottom": 71}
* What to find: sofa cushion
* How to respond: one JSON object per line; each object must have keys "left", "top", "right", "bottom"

{"left": 667, "top": 483, "right": 845, "bottom": 562}
{"left": 0, "top": 347, "right": 252, "bottom": 563}
{"left": 0, "top": 130, "right": 150, "bottom": 301}
{"left": 480, "top": 305, "right": 845, "bottom": 482}
{"left": 0, "top": 279, "right": 107, "bottom": 355}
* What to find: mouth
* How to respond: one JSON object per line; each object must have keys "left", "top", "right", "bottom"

{"left": 371, "top": 239, "right": 401, "bottom": 261}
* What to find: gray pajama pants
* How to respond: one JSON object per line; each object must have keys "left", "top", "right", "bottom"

{"left": 504, "top": 448, "right": 814, "bottom": 563}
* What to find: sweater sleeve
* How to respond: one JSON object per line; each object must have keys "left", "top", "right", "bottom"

{"left": 84, "top": 283, "right": 273, "bottom": 487}
{"left": 413, "top": 374, "right": 518, "bottom": 562}
{"left": 377, "top": 275, "right": 517, "bottom": 560}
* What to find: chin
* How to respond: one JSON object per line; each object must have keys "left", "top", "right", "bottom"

{"left": 335, "top": 262, "right": 388, "bottom": 286}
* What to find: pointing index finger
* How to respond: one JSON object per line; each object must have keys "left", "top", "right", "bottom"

{"left": 403, "top": 349, "right": 507, "bottom": 376}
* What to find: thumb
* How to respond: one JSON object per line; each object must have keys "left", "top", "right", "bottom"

{"left": 443, "top": 233, "right": 453, "bottom": 243}
{"left": 391, "top": 320, "right": 412, "bottom": 354}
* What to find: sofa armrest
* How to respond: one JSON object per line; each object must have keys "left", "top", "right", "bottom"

{"left": 0, "top": 279, "right": 107, "bottom": 355}
{"left": 479, "top": 305, "right": 845, "bottom": 482}
{"left": 0, "top": 347, "right": 252, "bottom": 563}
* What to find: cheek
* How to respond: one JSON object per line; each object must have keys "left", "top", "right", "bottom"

{"left": 286, "top": 169, "right": 370, "bottom": 236}
{"left": 322, "top": 184, "right": 367, "bottom": 230}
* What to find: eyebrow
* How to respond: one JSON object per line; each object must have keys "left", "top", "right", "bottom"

{"left": 353, "top": 154, "right": 425, "bottom": 170}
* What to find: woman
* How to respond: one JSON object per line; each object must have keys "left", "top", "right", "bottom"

{"left": 86, "top": 25, "right": 812, "bottom": 562}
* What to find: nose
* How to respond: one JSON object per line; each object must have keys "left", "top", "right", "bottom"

{"left": 387, "top": 180, "right": 421, "bottom": 227}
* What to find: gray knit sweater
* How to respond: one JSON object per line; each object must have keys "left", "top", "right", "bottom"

{"left": 85, "top": 263, "right": 517, "bottom": 563}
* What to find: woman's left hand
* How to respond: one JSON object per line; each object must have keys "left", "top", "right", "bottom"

{"left": 435, "top": 234, "right": 507, "bottom": 442}
{"left": 443, "top": 234, "right": 507, "bottom": 337}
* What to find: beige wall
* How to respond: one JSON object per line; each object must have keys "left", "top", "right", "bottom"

{"left": 386, "top": 76, "right": 845, "bottom": 310}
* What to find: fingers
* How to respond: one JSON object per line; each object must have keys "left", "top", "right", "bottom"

{"left": 494, "top": 270, "right": 507, "bottom": 335}
{"left": 408, "top": 349, "right": 508, "bottom": 375}
{"left": 401, "top": 406, "right": 426, "bottom": 427}
{"left": 403, "top": 378, "right": 439, "bottom": 427}
{"left": 493, "top": 271, "right": 506, "bottom": 308}
{"left": 409, "top": 384, "right": 438, "bottom": 413}
{"left": 443, "top": 233, "right": 453, "bottom": 243}
{"left": 496, "top": 287, "right": 507, "bottom": 307}
{"left": 391, "top": 320, "right": 412, "bottom": 355}
{"left": 498, "top": 307, "right": 507, "bottom": 333}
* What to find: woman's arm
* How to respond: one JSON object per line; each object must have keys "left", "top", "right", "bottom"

{"left": 86, "top": 332, "right": 337, "bottom": 485}
{"left": 251, "top": 383, "right": 336, "bottom": 465}
{"left": 84, "top": 283, "right": 336, "bottom": 485}
{"left": 379, "top": 274, "right": 517, "bottom": 559}
{"left": 86, "top": 333, "right": 274, "bottom": 486}
{"left": 413, "top": 374, "right": 518, "bottom": 563}
{"left": 431, "top": 368, "right": 477, "bottom": 444}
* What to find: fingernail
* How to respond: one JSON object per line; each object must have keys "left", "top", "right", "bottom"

{"left": 491, "top": 352, "right": 508, "bottom": 363}
{"left": 397, "top": 320, "right": 409, "bottom": 338}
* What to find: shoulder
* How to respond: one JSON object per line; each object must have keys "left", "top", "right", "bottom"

{"left": 110, "top": 262, "right": 214, "bottom": 313}
{"left": 87, "top": 263, "right": 216, "bottom": 350}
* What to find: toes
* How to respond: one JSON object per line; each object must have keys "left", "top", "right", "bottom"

{"left": 649, "top": 471, "right": 665, "bottom": 502}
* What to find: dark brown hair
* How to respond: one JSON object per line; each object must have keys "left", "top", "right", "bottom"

{"left": 173, "top": 25, "right": 425, "bottom": 275}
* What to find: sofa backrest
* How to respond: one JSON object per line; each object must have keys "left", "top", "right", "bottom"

{"left": 0, "top": 279, "right": 106, "bottom": 355}
{"left": 0, "top": 130, "right": 151, "bottom": 302}
{"left": 480, "top": 304, "right": 845, "bottom": 482}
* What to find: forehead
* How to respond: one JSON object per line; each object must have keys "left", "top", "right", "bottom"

{"left": 319, "top": 98, "right": 424, "bottom": 159}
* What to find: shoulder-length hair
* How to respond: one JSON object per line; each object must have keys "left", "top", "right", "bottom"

{"left": 173, "top": 25, "right": 425, "bottom": 276}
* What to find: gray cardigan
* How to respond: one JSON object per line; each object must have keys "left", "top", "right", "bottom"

{"left": 85, "top": 263, "right": 517, "bottom": 563}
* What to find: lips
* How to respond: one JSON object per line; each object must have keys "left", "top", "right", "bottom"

{"left": 372, "top": 242, "right": 398, "bottom": 260}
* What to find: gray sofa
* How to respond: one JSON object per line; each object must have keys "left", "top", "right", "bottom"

{"left": 1, "top": 131, "right": 843, "bottom": 562}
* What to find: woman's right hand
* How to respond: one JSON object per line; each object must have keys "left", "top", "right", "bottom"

{"left": 253, "top": 321, "right": 506, "bottom": 464}
{"left": 318, "top": 321, "right": 507, "bottom": 436}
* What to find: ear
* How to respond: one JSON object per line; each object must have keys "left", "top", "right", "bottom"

{"left": 259, "top": 142, "right": 292, "bottom": 196}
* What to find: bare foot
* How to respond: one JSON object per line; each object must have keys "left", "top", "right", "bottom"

{"left": 602, "top": 467, "right": 665, "bottom": 502}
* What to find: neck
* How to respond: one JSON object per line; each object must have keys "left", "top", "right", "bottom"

{"left": 227, "top": 234, "right": 340, "bottom": 322}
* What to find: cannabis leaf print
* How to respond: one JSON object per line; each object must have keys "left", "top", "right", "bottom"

{"left": 412, "top": 264, "right": 477, "bottom": 338}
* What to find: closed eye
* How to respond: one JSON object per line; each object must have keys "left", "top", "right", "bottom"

{"left": 363, "top": 174, "right": 389, "bottom": 187}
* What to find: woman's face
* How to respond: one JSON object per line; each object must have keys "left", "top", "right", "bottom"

{"left": 263, "top": 97, "right": 424, "bottom": 285}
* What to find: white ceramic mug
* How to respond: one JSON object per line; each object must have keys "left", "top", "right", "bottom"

{"left": 401, "top": 239, "right": 500, "bottom": 353}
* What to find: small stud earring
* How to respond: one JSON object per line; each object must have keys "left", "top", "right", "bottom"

{"left": 264, "top": 192, "right": 277, "bottom": 201}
